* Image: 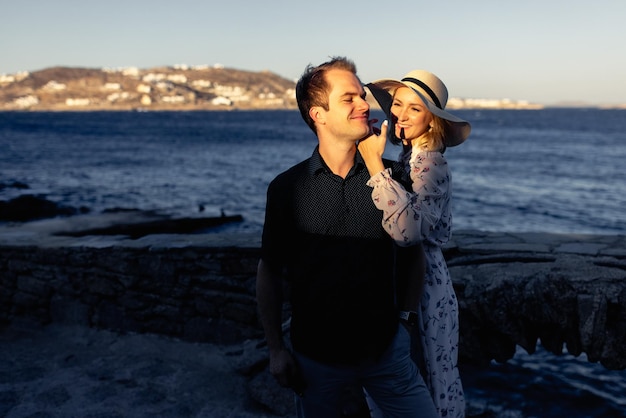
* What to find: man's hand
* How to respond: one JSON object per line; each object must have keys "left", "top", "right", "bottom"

{"left": 269, "top": 347, "right": 306, "bottom": 396}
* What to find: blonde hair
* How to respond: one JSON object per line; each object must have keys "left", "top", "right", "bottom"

{"left": 412, "top": 114, "right": 450, "bottom": 153}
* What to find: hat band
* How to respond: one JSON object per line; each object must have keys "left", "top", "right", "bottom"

{"left": 401, "top": 77, "right": 442, "bottom": 109}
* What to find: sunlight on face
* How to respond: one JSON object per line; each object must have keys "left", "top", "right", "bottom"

{"left": 391, "top": 87, "right": 433, "bottom": 142}
{"left": 324, "top": 69, "right": 370, "bottom": 142}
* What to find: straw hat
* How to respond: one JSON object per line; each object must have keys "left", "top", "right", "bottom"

{"left": 367, "top": 70, "right": 471, "bottom": 146}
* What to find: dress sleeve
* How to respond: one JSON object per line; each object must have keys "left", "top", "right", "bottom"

{"left": 366, "top": 152, "right": 449, "bottom": 246}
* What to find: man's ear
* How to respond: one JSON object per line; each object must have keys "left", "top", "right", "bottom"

{"left": 309, "top": 106, "right": 325, "bottom": 126}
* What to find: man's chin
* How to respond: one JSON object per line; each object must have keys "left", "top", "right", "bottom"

{"left": 356, "top": 125, "right": 371, "bottom": 139}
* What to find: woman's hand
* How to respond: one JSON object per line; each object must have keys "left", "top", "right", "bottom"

{"left": 358, "top": 119, "right": 389, "bottom": 177}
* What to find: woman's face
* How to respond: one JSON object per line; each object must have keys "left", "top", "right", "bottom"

{"left": 390, "top": 86, "right": 433, "bottom": 142}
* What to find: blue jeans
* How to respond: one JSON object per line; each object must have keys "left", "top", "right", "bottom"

{"left": 293, "top": 325, "right": 437, "bottom": 418}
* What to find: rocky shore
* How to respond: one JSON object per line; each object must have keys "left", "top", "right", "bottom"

{"left": 1, "top": 212, "right": 625, "bottom": 417}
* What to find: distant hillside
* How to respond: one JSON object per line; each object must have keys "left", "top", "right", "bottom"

{"left": 2, "top": 65, "right": 582, "bottom": 111}
{"left": 0, "top": 65, "right": 298, "bottom": 111}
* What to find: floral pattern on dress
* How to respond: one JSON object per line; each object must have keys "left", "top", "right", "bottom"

{"left": 367, "top": 146, "right": 465, "bottom": 418}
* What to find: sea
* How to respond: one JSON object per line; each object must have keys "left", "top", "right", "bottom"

{"left": 1, "top": 109, "right": 625, "bottom": 417}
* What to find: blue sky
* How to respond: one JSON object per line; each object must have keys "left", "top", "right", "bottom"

{"left": 2, "top": 0, "right": 625, "bottom": 105}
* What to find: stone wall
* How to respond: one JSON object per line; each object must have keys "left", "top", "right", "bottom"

{"left": 1, "top": 229, "right": 625, "bottom": 370}
{"left": 0, "top": 236, "right": 264, "bottom": 345}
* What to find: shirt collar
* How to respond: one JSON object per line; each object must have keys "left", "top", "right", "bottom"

{"left": 308, "top": 146, "right": 366, "bottom": 177}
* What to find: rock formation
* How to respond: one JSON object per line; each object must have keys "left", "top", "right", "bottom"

{"left": 445, "top": 232, "right": 626, "bottom": 370}
{"left": 0, "top": 215, "right": 624, "bottom": 416}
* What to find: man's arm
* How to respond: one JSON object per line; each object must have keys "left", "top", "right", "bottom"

{"left": 256, "top": 259, "right": 287, "bottom": 352}
{"left": 256, "top": 259, "right": 303, "bottom": 393}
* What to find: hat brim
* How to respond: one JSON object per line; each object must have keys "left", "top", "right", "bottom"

{"left": 367, "top": 79, "right": 470, "bottom": 147}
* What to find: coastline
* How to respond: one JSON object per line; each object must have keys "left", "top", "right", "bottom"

{"left": 1, "top": 213, "right": 625, "bottom": 417}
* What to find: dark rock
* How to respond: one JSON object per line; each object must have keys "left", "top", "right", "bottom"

{"left": 0, "top": 195, "right": 87, "bottom": 222}
{"left": 247, "top": 371, "right": 294, "bottom": 417}
{"left": 0, "top": 181, "right": 29, "bottom": 191}
{"left": 55, "top": 214, "right": 244, "bottom": 239}
{"left": 0, "top": 226, "right": 625, "bottom": 417}
{"left": 443, "top": 233, "right": 626, "bottom": 370}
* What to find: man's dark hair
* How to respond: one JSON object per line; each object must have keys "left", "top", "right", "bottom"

{"left": 296, "top": 56, "right": 358, "bottom": 134}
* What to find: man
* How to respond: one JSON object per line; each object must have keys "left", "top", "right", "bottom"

{"left": 256, "top": 56, "right": 437, "bottom": 418}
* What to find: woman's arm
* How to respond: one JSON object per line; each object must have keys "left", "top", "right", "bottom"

{"left": 367, "top": 152, "right": 449, "bottom": 246}
{"left": 358, "top": 120, "right": 389, "bottom": 177}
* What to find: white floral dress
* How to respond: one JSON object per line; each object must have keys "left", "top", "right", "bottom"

{"left": 367, "top": 145, "right": 465, "bottom": 418}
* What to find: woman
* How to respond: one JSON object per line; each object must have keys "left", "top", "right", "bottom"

{"left": 358, "top": 70, "right": 471, "bottom": 418}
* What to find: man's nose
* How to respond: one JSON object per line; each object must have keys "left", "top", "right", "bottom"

{"left": 357, "top": 96, "right": 370, "bottom": 111}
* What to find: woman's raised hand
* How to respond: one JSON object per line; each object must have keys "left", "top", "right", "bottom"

{"left": 358, "top": 120, "right": 388, "bottom": 176}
